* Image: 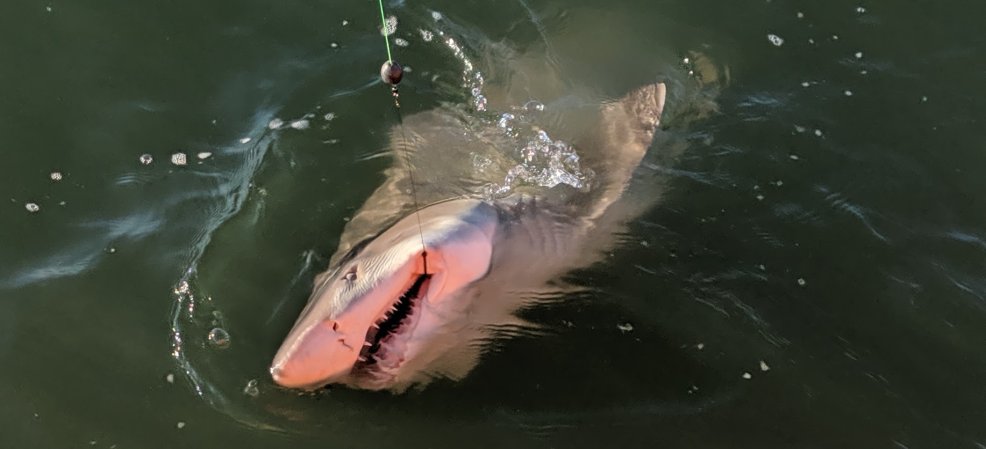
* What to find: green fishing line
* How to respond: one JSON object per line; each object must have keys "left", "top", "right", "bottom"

{"left": 377, "top": 0, "right": 393, "bottom": 63}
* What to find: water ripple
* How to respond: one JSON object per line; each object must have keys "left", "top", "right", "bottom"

{"left": 77, "top": 210, "right": 163, "bottom": 241}
{"left": 818, "top": 187, "right": 890, "bottom": 243}
{"left": 1, "top": 248, "right": 102, "bottom": 290}
{"left": 1, "top": 208, "right": 165, "bottom": 289}
{"left": 942, "top": 229, "right": 986, "bottom": 250}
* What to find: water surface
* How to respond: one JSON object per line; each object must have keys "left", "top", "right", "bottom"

{"left": 2, "top": 0, "right": 985, "bottom": 448}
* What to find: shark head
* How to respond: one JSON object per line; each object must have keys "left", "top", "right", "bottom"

{"left": 270, "top": 199, "right": 499, "bottom": 390}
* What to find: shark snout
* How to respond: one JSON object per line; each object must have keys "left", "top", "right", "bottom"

{"left": 270, "top": 319, "right": 361, "bottom": 389}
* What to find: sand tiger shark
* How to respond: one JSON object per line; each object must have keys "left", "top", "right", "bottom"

{"left": 270, "top": 80, "right": 671, "bottom": 392}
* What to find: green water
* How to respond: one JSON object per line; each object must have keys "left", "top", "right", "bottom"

{"left": 2, "top": 0, "right": 985, "bottom": 447}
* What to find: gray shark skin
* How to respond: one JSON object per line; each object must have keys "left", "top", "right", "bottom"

{"left": 270, "top": 81, "right": 670, "bottom": 392}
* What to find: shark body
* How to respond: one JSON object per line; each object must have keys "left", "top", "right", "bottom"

{"left": 271, "top": 81, "right": 669, "bottom": 391}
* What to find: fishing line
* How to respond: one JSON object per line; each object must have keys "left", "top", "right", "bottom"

{"left": 376, "top": 0, "right": 428, "bottom": 274}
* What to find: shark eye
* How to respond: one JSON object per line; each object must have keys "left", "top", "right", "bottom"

{"left": 343, "top": 266, "right": 358, "bottom": 283}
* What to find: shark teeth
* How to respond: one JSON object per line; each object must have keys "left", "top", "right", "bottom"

{"left": 354, "top": 274, "right": 431, "bottom": 371}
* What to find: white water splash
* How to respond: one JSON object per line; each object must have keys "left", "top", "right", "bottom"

{"left": 427, "top": 18, "right": 594, "bottom": 197}
{"left": 485, "top": 126, "right": 595, "bottom": 196}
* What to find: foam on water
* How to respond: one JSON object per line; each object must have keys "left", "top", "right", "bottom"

{"left": 382, "top": 15, "right": 397, "bottom": 36}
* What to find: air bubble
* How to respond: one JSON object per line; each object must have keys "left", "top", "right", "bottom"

{"left": 175, "top": 280, "right": 190, "bottom": 295}
{"left": 419, "top": 29, "right": 433, "bottom": 42}
{"left": 207, "top": 328, "right": 231, "bottom": 349}
{"left": 25, "top": 202, "right": 40, "bottom": 213}
{"left": 268, "top": 118, "right": 284, "bottom": 129}
{"left": 50, "top": 171, "right": 63, "bottom": 181}
{"left": 497, "top": 113, "right": 515, "bottom": 131}
{"left": 170, "top": 152, "right": 187, "bottom": 166}
{"left": 139, "top": 154, "right": 154, "bottom": 165}
{"left": 469, "top": 153, "right": 492, "bottom": 172}
{"left": 394, "top": 38, "right": 409, "bottom": 47}
{"left": 767, "top": 34, "right": 785, "bottom": 46}
{"left": 289, "top": 120, "right": 310, "bottom": 130}
{"left": 473, "top": 95, "right": 487, "bottom": 112}
{"left": 243, "top": 379, "right": 259, "bottom": 397}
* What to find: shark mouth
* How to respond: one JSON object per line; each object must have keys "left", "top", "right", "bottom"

{"left": 353, "top": 273, "right": 432, "bottom": 373}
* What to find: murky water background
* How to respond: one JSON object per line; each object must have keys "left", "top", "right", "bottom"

{"left": 2, "top": 0, "right": 985, "bottom": 448}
